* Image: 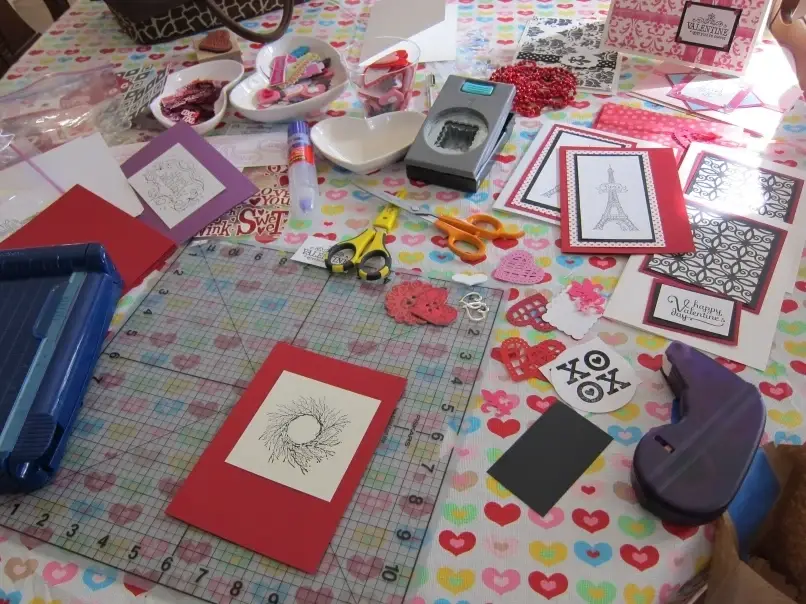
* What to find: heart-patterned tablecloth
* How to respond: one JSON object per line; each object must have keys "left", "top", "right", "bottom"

{"left": 2, "top": 0, "right": 806, "bottom": 603}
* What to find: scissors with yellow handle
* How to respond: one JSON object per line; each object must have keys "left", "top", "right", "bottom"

{"left": 324, "top": 203, "right": 399, "bottom": 281}
{"left": 354, "top": 184, "right": 524, "bottom": 263}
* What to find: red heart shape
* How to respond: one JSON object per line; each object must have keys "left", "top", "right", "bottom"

{"left": 526, "top": 394, "right": 557, "bottom": 413}
{"left": 439, "top": 530, "right": 476, "bottom": 556}
{"left": 496, "top": 154, "right": 517, "bottom": 164}
{"left": 662, "top": 521, "right": 698, "bottom": 540}
{"left": 637, "top": 354, "right": 663, "bottom": 371}
{"left": 487, "top": 417, "right": 521, "bottom": 438}
{"left": 123, "top": 573, "right": 156, "bottom": 597}
{"left": 620, "top": 544, "right": 660, "bottom": 571}
{"left": 431, "top": 234, "right": 449, "bottom": 248}
{"left": 492, "top": 237, "right": 520, "bottom": 250}
{"left": 759, "top": 381, "right": 793, "bottom": 401}
{"left": 528, "top": 572, "right": 568, "bottom": 599}
{"left": 496, "top": 39, "right": 515, "bottom": 45}
{"left": 796, "top": 281, "right": 806, "bottom": 292}
{"left": 462, "top": 255, "right": 487, "bottom": 266}
{"left": 326, "top": 110, "right": 346, "bottom": 117}
{"left": 782, "top": 299, "right": 798, "bottom": 313}
{"left": 410, "top": 288, "right": 458, "bottom": 326}
{"left": 791, "top": 360, "right": 806, "bottom": 375}
{"left": 483, "top": 502, "right": 521, "bottom": 526}
{"left": 508, "top": 288, "right": 520, "bottom": 301}
{"left": 496, "top": 338, "right": 542, "bottom": 381}
{"left": 385, "top": 234, "right": 396, "bottom": 244}
{"left": 313, "top": 232, "right": 337, "bottom": 240}
{"left": 506, "top": 293, "right": 552, "bottom": 331}
{"left": 589, "top": 256, "right": 616, "bottom": 270}
{"left": 572, "top": 509, "right": 610, "bottom": 534}
{"left": 330, "top": 41, "right": 346, "bottom": 48}
{"left": 774, "top": 159, "right": 798, "bottom": 168}
{"left": 715, "top": 357, "right": 745, "bottom": 373}
{"left": 324, "top": 221, "right": 334, "bottom": 226}
{"left": 569, "top": 100, "right": 590, "bottom": 109}
{"left": 580, "top": 485, "right": 596, "bottom": 495}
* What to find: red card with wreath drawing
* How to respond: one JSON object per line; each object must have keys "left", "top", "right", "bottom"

{"left": 602, "top": 0, "right": 773, "bottom": 76}
{"left": 167, "top": 343, "right": 406, "bottom": 572}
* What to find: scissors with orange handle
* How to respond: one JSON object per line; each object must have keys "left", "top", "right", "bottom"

{"left": 354, "top": 184, "right": 524, "bottom": 262}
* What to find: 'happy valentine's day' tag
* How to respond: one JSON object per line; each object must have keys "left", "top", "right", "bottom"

{"left": 542, "top": 338, "right": 640, "bottom": 413}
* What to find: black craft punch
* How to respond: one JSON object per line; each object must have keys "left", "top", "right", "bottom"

{"left": 632, "top": 342, "right": 765, "bottom": 526}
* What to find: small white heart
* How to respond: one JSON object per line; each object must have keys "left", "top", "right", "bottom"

{"left": 452, "top": 273, "right": 488, "bottom": 286}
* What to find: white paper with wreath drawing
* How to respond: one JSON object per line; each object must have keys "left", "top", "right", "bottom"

{"left": 226, "top": 371, "right": 381, "bottom": 502}
{"left": 128, "top": 143, "right": 225, "bottom": 228}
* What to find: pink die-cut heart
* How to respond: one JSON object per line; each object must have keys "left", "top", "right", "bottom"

{"left": 493, "top": 250, "right": 545, "bottom": 285}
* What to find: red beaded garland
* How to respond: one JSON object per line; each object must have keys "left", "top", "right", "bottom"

{"left": 489, "top": 62, "right": 577, "bottom": 118}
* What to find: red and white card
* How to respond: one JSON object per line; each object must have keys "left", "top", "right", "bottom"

{"left": 166, "top": 343, "right": 407, "bottom": 573}
{"left": 558, "top": 147, "right": 694, "bottom": 254}
{"left": 492, "top": 123, "right": 659, "bottom": 225}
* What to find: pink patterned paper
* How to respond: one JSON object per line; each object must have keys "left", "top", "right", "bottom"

{"left": 626, "top": 40, "right": 802, "bottom": 138}
{"left": 602, "top": 0, "right": 773, "bottom": 76}
{"left": 593, "top": 103, "right": 753, "bottom": 160}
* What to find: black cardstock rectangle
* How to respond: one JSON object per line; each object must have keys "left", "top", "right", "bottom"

{"left": 487, "top": 403, "right": 613, "bottom": 516}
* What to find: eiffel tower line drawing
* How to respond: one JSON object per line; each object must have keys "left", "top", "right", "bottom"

{"left": 594, "top": 164, "right": 638, "bottom": 231}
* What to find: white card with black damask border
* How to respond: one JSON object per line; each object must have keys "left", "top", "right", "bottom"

{"left": 516, "top": 18, "right": 621, "bottom": 94}
{"left": 679, "top": 142, "right": 806, "bottom": 292}
{"left": 605, "top": 204, "right": 806, "bottom": 369}
{"left": 493, "top": 122, "right": 660, "bottom": 225}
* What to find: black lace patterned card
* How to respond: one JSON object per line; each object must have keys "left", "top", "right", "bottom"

{"left": 641, "top": 202, "right": 787, "bottom": 314}
{"left": 516, "top": 18, "right": 620, "bottom": 93}
{"left": 681, "top": 149, "right": 805, "bottom": 225}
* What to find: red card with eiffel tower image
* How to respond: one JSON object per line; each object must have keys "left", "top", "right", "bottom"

{"left": 558, "top": 147, "right": 695, "bottom": 254}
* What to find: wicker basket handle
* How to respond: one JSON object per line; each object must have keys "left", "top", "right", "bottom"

{"left": 199, "top": 0, "right": 294, "bottom": 44}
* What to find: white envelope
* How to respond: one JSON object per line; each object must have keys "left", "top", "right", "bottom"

{"left": 0, "top": 133, "right": 143, "bottom": 232}
{"left": 359, "top": 0, "right": 456, "bottom": 65}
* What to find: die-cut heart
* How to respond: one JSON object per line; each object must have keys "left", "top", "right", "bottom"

{"left": 495, "top": 338, "right": 543, "bottom": 382}
{"left": 506, "top": 293, "right": 553, "bottom": 331}
{"left": 452, "top": 273, "right": 488, "bottom": 286}
{"left": 493, "top": 338, "right": 565, "bottom": 382}
{"left": 410, "top": 288, "right": 457, "bottom": 326}
{"left": 526, "top": 340, "right": 566, "bottom": 378}
{"left": 493, "top": 250, "right": 545, "bottom": 284}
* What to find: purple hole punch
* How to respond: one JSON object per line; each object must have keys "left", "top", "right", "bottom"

{"left": 632, "top": 341, "right": 765, "bottom": 526}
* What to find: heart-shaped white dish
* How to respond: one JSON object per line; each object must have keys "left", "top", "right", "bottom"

{"left": 311, "top": 111, "right": 426, "bottom": 174}
{"left": 150, "top": 60, "right": 244, "bottom": 135}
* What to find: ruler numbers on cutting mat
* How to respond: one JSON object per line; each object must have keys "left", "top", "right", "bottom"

{"left": 0, "top": 242, "right": 502, "bottom": 604}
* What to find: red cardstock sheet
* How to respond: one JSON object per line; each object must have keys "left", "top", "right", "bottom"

{"left": 0, "top": 185, "right": 176, "bottom": 293}
{"left": 166, "top": 343, "right": 407, "bottom": 573}
{"left": 559, "top": 146, "right": 695, "bottom": 255}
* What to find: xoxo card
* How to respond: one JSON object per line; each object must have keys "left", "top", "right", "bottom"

{"left": 543, "top": 338, "right": 640, "bottom": 414}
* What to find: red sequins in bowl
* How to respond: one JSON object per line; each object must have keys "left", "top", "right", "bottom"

{"left": 347, "top": 39, "right": 420, "bottom": 118}
{"left": 230, "top": 35, "right": 348, "bottom": 123}
{"left": 151, "top": 60, "right": 244, "bottom": 135}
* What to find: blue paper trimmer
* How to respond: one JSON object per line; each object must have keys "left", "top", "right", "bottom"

{"left": 0, "top": 244, "right": 122, "bottom": 493}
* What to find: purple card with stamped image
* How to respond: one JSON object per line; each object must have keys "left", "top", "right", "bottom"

{"left": 122, "top": 122, "right": 257, "bottom": 244}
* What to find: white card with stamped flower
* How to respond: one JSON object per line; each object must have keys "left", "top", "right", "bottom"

{"left": 543, "top": 279, "right": 609, "bottom": 340}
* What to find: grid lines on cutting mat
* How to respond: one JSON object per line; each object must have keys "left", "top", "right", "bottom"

{"left": 0, "top": 242, "right": 502, "bottom": 604}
